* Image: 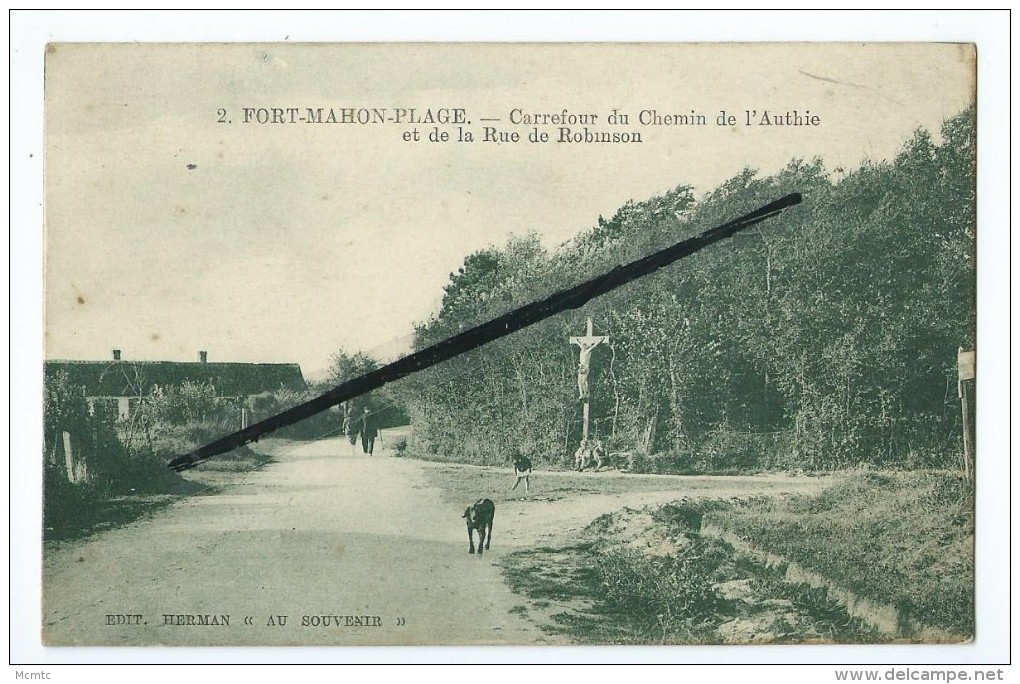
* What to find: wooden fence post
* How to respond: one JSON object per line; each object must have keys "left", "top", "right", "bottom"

{"left": 62, "top": 431, "right": 75, "bottom": 482}
{"left": 957, "top": 347, "right": 975, "bottom": 483}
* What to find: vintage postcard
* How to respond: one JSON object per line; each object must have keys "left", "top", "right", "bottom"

{"left": 37, "top": 41, "right": 983, "bottom": 652}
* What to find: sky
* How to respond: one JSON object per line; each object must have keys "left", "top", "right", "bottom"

{"left": 43, "top": 42, "right": 975, "bottom": 380}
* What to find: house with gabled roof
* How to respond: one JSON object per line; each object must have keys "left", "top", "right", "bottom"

{"left": 45, "top": 350, "right": 306, "bottom": 419}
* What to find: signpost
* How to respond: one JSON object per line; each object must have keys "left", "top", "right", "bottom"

{"left": 957, "top": 347, "right": 975, "bottom": 483}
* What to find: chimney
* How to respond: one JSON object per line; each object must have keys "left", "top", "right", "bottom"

{"left": 112, "top": 349, "right": 121, "bottom": 361}
{"left": 199, "top": 350, "right": 208, "bottom": 364}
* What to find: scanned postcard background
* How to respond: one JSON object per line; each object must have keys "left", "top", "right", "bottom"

{"left": 40, "top": 43, "right": 978, "bottom": 649}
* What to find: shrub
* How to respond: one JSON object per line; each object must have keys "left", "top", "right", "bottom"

{"left": 593, "top": 538, "right": 723, "bottom": 635}
{"left": 44, "top": 371, "right": 133, "bottom": 485}
{"left": 245, "top": 389, "right": 339, "bottom": 440}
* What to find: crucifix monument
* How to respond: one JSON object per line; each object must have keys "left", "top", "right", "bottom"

{"left": 570, "top": 316, "right": 609, "bottom": 443}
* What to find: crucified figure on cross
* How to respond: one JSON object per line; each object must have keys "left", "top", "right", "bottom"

{"left": 570, "top": 317, "right": 608, "bottom": 402}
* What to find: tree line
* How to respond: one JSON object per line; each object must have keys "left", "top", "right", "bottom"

{"left": 387, "top": 107, "right": 975, "bottom": 472}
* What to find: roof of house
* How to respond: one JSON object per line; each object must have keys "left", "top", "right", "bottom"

{"left": 44, "top": 360, "right": 307, "bottom": 397}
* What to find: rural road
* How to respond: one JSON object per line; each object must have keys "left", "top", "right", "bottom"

{"left": 42, "top": 437, "right": 824, "bottom": 647}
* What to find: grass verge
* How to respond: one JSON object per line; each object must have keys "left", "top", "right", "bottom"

{"left": 706, "top": 469, "right": 974, "bottom": 636}
{"left": 502, "top": 501, "right": 879, "bottom": 644}
{"left": 417, "top": 461, "right": 802, "bottom": 507}
{"left": 502, "top": 539, "right": 724, "bottom": 645}
{"left": 43, "top": 446, "right": 272, "bottom": 542}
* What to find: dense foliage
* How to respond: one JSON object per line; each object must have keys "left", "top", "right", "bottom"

{"left": 324, "top": 350, "right": 410, "bottom": 430}
{"left": 43, "top": 372, "right": 278, "bottom": 539}
{"left": 399, "top": 108, "right": 976, "bottom": 471}
{"left": 44, "top": 370, "right": 126, "bottom": 484}
{"left": 44, "top": 375, "right": 244, "bottom": 493}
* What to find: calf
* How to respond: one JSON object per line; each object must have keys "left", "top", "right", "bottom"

{"left": 462, "top": 498, "right": 495, "bottom": 556}
{"left": 509, "top": 453, "right": 533, "bottom": 493}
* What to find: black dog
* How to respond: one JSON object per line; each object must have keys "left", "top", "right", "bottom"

{"left": 462, "top": 498, "right": 495, "bottom": 556}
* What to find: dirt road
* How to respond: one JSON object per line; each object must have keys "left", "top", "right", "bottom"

{"left": 42, "top": 438, "right": 825, "bottom": 646}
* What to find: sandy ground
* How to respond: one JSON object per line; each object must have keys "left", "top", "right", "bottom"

{"left": 42, "top": 437, "right": 827, "bottom": 647}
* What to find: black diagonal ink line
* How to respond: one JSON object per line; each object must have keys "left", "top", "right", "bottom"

{"left": 168, "top": 193, "right": 802, "bottom": 472}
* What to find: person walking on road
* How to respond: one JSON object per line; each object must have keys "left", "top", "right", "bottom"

{"left": 359, "top": 407, "right": 380, "bottom": 455}
{"left": 342, "top": 402, "right": 358, "bottom": 455}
